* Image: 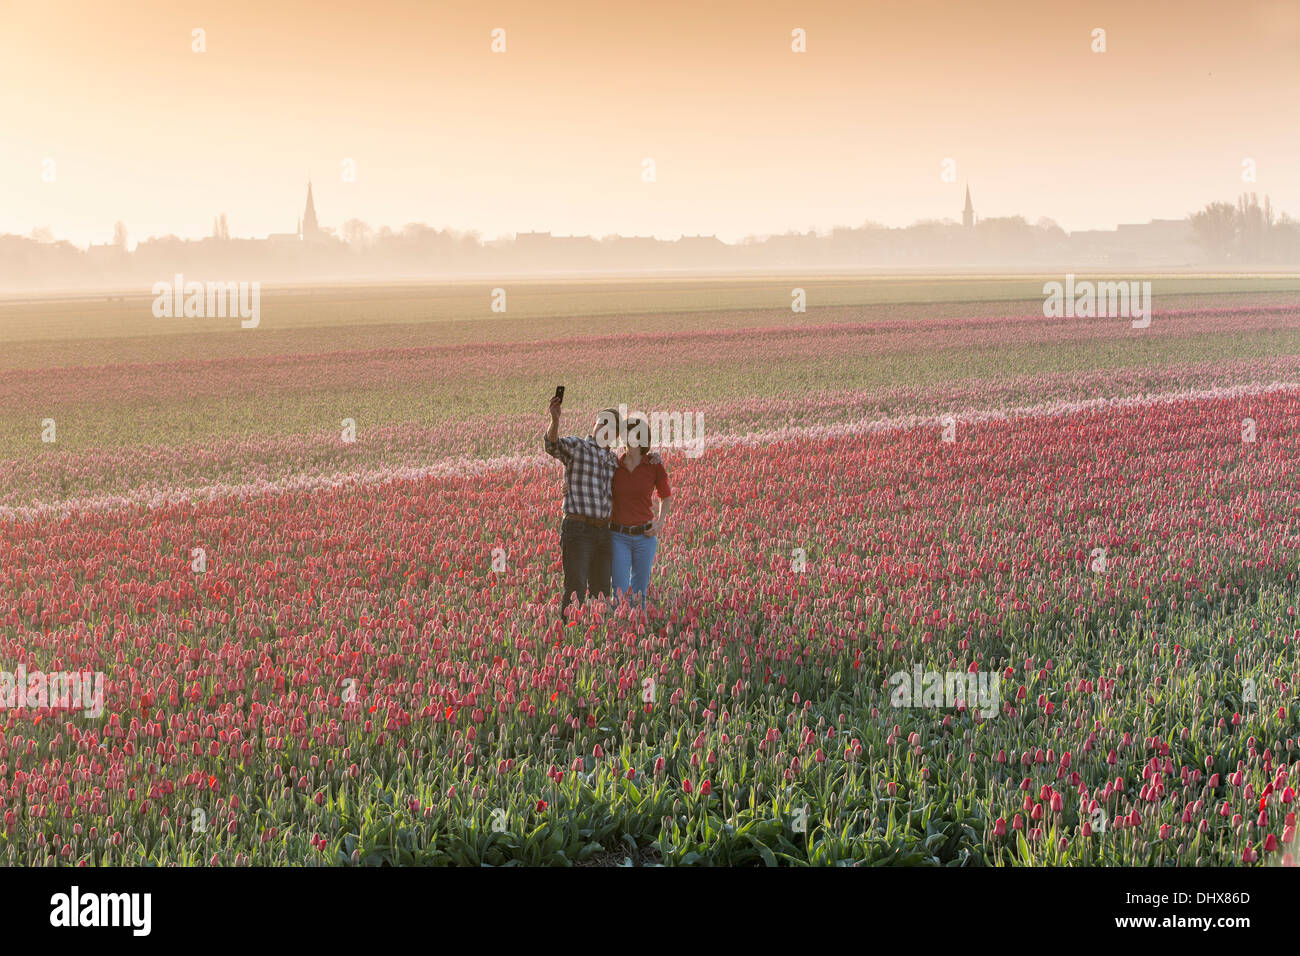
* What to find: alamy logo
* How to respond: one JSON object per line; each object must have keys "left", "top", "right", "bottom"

{"left": 596, "top": 404, "right": 705, "bottom": 458}
{"left": 889, "top": 666, "right": 1001, "bottom": 718}
{"left": 50, "top": 886, "right": 151, "bottom": 936}
{"left": 0, "top": 666, "right": 104, "bottom": 718}
{"left": 151, "top": 273, "right": 260, "bottom": 328}
{"left": 1042, "top": 274, "right": 1151, "bottom": 328}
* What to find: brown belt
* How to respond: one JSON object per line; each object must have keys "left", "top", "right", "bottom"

{"left": 564, "top": 513, "right": 610, "bottom": 528}
{"left": 610, "top": 522, "right": 651, "bottom": 535}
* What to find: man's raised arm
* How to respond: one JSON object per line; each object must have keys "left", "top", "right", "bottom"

{"left": 546, "top": 395, "right": 561, "bottom": 443}
{"left": 545, "top": 395, "right": 570, "bottom": 461}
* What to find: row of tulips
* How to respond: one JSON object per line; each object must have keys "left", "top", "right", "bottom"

{"left": 4, "top": 352, "right": 1298, "bottom": 512}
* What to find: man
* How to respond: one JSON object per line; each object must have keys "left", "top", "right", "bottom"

{"left": 545, "top": 396, "right": 619, "bottom": 616}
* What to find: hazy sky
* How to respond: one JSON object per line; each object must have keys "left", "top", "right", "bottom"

{"left": 3, "top": 0, "right": 1298, "bottom": 247}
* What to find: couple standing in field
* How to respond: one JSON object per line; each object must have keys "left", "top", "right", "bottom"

{"left": 545, "top": 392, "right": 672, "bottom": 615}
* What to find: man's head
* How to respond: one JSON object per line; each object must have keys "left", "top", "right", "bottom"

{"left": 592, "top": 407, "right": 621, "bottom": 448}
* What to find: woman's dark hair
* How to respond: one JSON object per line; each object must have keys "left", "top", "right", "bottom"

{"left": 625, "top": 417, "right": 651, "bottom": 454}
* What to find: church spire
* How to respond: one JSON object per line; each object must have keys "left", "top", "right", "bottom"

{"left": 302, "top": 181, "right": 320, "bottom": 241}
{"left": 962, "top": 184, "right": 975, "bottom": 229}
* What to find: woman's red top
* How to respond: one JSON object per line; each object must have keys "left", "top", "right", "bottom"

{"left": 611, "top": 452, "right": 671, "bottom": 525}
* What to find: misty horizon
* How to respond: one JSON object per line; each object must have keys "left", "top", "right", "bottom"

{"left": 10, "top": 184, "right": 1289, "bottom": 252}
{"left": 4, "top": 184, "right": 1295, "bottom": 292}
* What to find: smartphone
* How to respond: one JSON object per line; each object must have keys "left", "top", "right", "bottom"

{"left": 554, "top": 385, "right": 565, "bottom": 403}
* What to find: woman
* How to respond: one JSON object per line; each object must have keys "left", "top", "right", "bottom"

{"left": 609, "top": 417, "right": 672, "bottom": 606}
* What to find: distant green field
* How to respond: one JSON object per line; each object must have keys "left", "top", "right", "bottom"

{"left": 0, "top": 274, "right": 1298, "bottom": 371}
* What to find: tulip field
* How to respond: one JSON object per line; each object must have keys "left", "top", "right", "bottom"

{"left": 1, "top": 278, "right": 1299, "bottom": 867}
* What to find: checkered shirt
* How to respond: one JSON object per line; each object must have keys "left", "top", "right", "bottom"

{"left": 544, "top": 433, "right": 617, "bottom": 519}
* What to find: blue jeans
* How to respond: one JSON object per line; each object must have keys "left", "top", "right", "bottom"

{"left": 610, "top": 531, "right": 658, "bottom": 604}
